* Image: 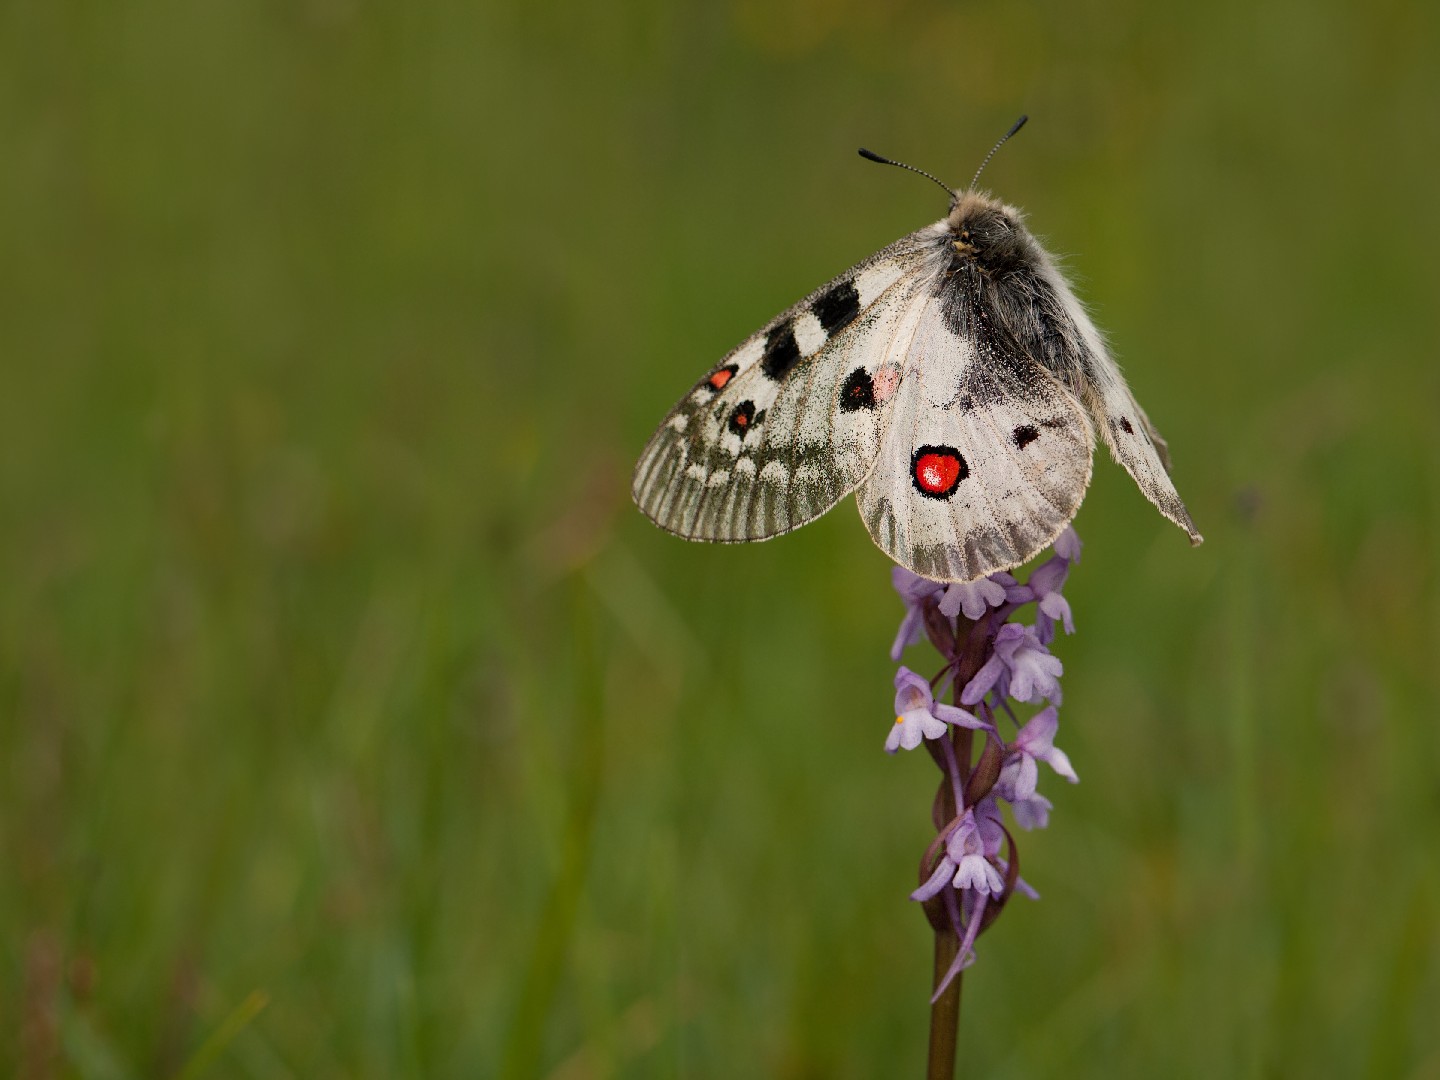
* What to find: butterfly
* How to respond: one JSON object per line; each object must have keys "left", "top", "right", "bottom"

{"left": 632, "top": 118, "right": 1201, "bottom": 583}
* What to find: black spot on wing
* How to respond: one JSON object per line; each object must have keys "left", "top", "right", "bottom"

{"left": 1012, "top": 425, "right": 1039, "bottom": 449}
{"left": 760, "top": 323, "right": 801, "bottom": 381}
{"left": 839, "top": 367, "right": 876, "bottom": 413}
{"left": 1118, "top": 417, "right": 1134, "bottom": 434}
{"left": 812, "top": 279, "right": 861, "bottom": 335}
{"left": 727, "top": 400, "right": 757, "bottom": 439}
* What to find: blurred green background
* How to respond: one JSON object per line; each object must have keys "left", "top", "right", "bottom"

{"left": 3, "top": 1, "right": 1438, "bottom": 1076}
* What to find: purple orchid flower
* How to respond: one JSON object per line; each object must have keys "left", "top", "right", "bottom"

{"left": 961, "top": 623, "right": 1064, "bottom": 707}
{"left": 887, "top": 667, "right": 986, "bottom": 753}
{"left": 1026, "top": 557, "right": 1075, "bottom": 644}
{"left": 912, "top": 801, "right": 1005, "bottom": 902}
{"left": 1053, "top": 526, "right": 1083, "bottom": 563}
{"left": 996, "top": 706, "right": 1079, "bottom": 801}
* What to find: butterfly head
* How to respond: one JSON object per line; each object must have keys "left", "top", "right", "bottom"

{"left": 946, "top": 191, "right": 1031, "bottom": 272}
{"left": 861, "top": 115, "right": 1031, "bottom": 249}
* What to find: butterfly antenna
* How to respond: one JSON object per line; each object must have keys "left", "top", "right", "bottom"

{"left": 969, "top": 114, "right": 1028, "bottom": 190}
{"left": 857, "top": 147, "right": 957, "bottom": 200}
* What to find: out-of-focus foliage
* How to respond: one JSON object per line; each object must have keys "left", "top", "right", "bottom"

{"left": 1, "top": 1, "right": 1436, "bottom": 1076}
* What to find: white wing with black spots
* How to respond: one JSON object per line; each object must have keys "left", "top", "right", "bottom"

{"left": 855, "top": 297, "right": 1093, "bottom": 582}
{"left": 633, "top": 226, "right": 950, "bottom": 541}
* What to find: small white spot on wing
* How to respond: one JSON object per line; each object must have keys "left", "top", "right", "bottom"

{"left": 668, "top": 413, "right": 689, "bottom": 432}
{"left": 685, "top": 463, "right": 707, "bottom": 482}
{"left": 731, "top": 335, "right": 766, "bottom": 370}
{"left": 793, "top": 311, "right": 828, "bottom": 357}
{"left": 706, "top": 469, "right": 731, "bottom": 488}
{"left": 758, "top": 460, "right": 789, "bottom": 484}
{"left": 854, "top": 260, "right": 906, "bottom": 308}
{"left": 734, "top": 456, "right": 757, "bottom": 477}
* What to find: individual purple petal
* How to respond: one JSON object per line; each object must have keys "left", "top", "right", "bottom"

{"left": 1027, "top": 557, "right": 1069, "bottom": 599}
{"left": 1039, "top": 591, "right": 1074, "bottom": 632}
{"left": 1053, "top": 526, "right": 1082, "bottom": 563}
{"left": 1036, "top": 592, "right": 1075, "bottom": 643}
{"left": 892, "top": 666, "right": 931, "bottom": 704}
{"left": 1028, "top": 557, "right": 1075, "bottom": 643}
{"left": 893, "top": 565, "right": 944, "bottom": 602}
{"left": 1014, "top": 704, "right": 1058, "bottom": 749}
{"left": 911, "top": 856, "right": 958, "bottom": 902}
{"left": 1041, "top": 743, "right": 1077, "bottom": 782}
{"left": 990, "top": 623, "right": 1026, "bottom": 650}
{"left": 989, "top": 857, "right": 1041, "bottom": 900}
{"left": 890, "top": 609, "right": 923, "bottom": 662}
{"left": 961, "top": 649, "right": 1009, "bottom": 706}
{"left": 988, "top": 571, "right": 1029, "bottom": 605}
{"left": 974, "top": 796, "right": 1005, "bottom": 855}
{"left": 1010, "top": 792, "right": 1053, "bottom": 831}
{"left": 932, "top": 700, "right": 988, "bottom": 730}
{"left": 938, "top": 575, "right": 1008, "bottom": 620}
{"left": 997, "top": 754, "right": 1040, "bottom": 801}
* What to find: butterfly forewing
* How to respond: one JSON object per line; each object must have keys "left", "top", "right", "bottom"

{"left": 632, "top": 229, "right": 947, "bottom": 542}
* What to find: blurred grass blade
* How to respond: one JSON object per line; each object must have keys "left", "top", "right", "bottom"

{"left": 175, "top": 990, "right": 269, "bottom": 1080}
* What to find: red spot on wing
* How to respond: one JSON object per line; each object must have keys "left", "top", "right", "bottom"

{"left": 914, "top": 451, "right": 962, "bottom": 495}
{"left": 709, "top": 367, "right": 735, "bottom": 390}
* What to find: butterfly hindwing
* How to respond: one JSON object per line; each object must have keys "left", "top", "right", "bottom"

{"left": 1009, "top": 249, "right": 1203, "bottom": 545}
{"left": 633, "top": 228, "right": 949, "bottom": 541}
{"left": 854, "top": 289, "right": 1093, "bottom": 582}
